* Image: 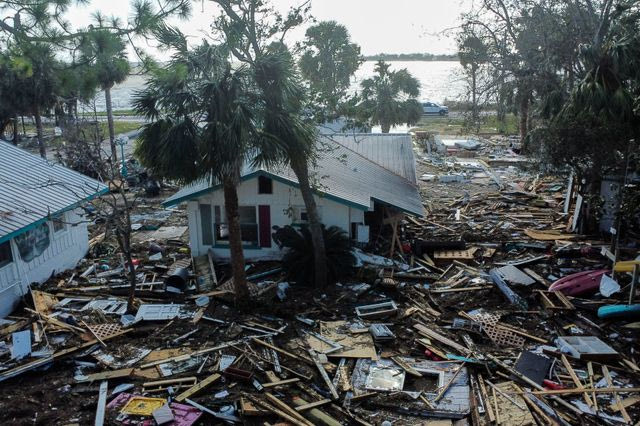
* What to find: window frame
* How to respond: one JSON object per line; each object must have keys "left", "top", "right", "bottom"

{"left": 213, "top": 205, "right": 259, "bottom": 248}
{"left": 52, "top": 212, "right": 67, "bottom": 234}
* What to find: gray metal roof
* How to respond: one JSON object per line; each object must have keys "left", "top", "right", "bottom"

{"left": 0, "top": 141, "right": 109, "bottom": 243}
{"left": 164, "top": 135, "right": 424, "bottom": 216}
{"left": 324, "top": 133, "right": 417, "bottom": 184}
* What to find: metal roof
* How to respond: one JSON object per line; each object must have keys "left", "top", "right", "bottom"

{"left": 324, "top": 133, "right": 417, "bottom": 184}
{"left": 164, "top": 135, "right": 424, "bottom": 217}
{"left": 0, "top": 141, "right": 109, "bottom": 244}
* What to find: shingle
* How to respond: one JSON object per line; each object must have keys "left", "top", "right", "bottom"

{"left": 0, "top": 141, "right": 108, "bottom": 242}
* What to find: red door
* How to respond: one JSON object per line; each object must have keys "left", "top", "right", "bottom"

{"left": 258, "top": 205, "right": 272, "bottom": 248}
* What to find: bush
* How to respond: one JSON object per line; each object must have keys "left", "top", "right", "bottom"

{"left": 272, "top": 225, "right": 356, "bottom": 286}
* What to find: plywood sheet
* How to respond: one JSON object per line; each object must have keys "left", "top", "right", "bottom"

{"left": 306, "top": 321, "right": 376, "bottom": 359}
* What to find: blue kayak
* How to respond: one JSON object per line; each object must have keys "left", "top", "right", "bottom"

{"left": 598, "top": 304, "right": 640, "bottom": 320}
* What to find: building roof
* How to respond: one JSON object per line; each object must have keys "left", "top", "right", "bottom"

{"left": 325, "top": 133, "right": 417, "bottom": 184}
{"left": 0, "top": 141, "right": 109, "bottom": 244}
{"left": 163, "top": 134, "right": 424, "bottom": 217}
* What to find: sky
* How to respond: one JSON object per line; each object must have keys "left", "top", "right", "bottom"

{"left": 63, "top": 0, "right": 468, "bottom": 59}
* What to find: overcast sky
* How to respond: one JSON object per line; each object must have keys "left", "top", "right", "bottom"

{"left": 65, "top": 0, "right": 468, "bottom": 59}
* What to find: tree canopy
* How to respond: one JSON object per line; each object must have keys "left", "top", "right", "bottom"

{"left": 357, "top": 60, "right": 422, "bottom": 133}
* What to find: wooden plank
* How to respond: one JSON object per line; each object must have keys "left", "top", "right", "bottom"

{"left": 433, "top": 363, "right": 465, "bottom": 403}
{"left": 294, "top": 399, "right": 332, "bottom": 412}
{"left": 262, "top": 378, "right": 300, "bottom": 388}
{"left": 244, "top": 394, "right": 308, "bottom": 426}
{"left": 561, "top": 354, "right": 593, "bottom": 407}
{"left": 530, "top": 387, "right": 640, "bottom": 396}
{"left": 175, "top": 373, "right": 221, "bottom": 402}
{"left": 265, "top": 393, "right": 313, "bottom": 426}
{"left": 95, "top": 381, "right": 108, "bottom": 426}
{"left": 253, "top": 338, "right": 312, "bottom": 365}
{"left": 430, "top": 286, "right": 492, "bottom": 293}
{"left": 391, "top": 356, "right": 422, "bottom": 377}
{"left": 309, "top": 350, "right": 339, "bottom": 400}
{"left": 413, "top": 323, "right": 470, "bottom": 355}
{"left": 609, "top": 395, "right": 640, "bottom": 412}
{"left": 602, "top": 365, "right": 631, "bottom": 423}
{"left": 77, "top": 368, "right": 134, "bottom": 383}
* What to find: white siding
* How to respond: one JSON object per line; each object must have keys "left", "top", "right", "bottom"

{"left": 187, "top": 176, "right": 366, "bottom": 260}
{"left": 0, "top": 208, "right": 90, "bottom": 317}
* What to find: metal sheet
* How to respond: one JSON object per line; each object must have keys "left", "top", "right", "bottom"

{"left": 10, "top": 330, "right": 31, "bottom": 360}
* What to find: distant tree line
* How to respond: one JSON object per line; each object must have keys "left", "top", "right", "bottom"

{"left": 363, "top": 52, "right": 459, "bottom": 61}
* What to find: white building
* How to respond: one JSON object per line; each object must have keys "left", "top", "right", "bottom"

{"left": 0, "top": 141, "right": 108, "bottom": 317}
{"left": 163, "top": 134, "right": 423, "bottom": 260}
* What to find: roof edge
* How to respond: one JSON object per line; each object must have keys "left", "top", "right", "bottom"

{"left": 0, "top": 187, "right": 109, "bottom": 245}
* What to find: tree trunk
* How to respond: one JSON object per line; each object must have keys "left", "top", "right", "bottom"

{"left": 12, "top": 114, "right": 18, "bottom": 145}
{"left": 120, "top": 233, "right": 137, "bottom": 313}
{"left": 290, "top": 159, "right": 328, "bottom": 288}
{"left": 471, "top": 65, "right": 478, "bottom": 125}
{"left": 381, "top": 123, "right": 391, "bottom": 133}
{"left": 105, "top": 85, "right": 118, "bottom": 164}
{"left": 34, "top": 106, "right": 46, "bottom": 159}
{"left": 222, "top": 177, "right": 250, "bottom": 303}
{"left": 518, "top": 92, "right": 529, "bottom": 143}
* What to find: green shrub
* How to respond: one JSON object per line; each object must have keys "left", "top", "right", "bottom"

{"left": 272, "top": 225, "right": 356, "bottom": 286}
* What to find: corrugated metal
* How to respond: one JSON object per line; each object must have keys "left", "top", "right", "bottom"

{"left": 0, "top": 141, "right": 108, "bottom": 242}
{"left": 324, "top": 133, "right": 417, "bottom": 184}
{"left": 164, "top": 136, "right": 424, "bottom": 217}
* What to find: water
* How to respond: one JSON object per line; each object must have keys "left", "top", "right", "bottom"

{"left": 86, "top": 60, "right": 465, "bottom": 113}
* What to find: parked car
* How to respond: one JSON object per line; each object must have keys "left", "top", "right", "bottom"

{"left": 422, "top": 101, "right": 449, "bottom": 116}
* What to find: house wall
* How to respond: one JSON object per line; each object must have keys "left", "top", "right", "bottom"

{"left": 187, "top": 176, "right": 366, "bottom": 260}
{"left": 0, "top": 209, "right": 89, "bottom": 317}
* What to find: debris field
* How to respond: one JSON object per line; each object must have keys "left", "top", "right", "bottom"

{"left": 0, "top": 135, "right": 639, "bottom": 426}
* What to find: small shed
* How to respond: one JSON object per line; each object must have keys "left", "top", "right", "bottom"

{"left": 0, "top": 141, "right": 108, "bottom": 317}
{"left": 163, "top": 134, "right": 424, "bottom": 260}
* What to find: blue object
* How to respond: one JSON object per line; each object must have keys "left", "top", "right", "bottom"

{"left": 598, "top": 304, "right": 640, "bottom": 320}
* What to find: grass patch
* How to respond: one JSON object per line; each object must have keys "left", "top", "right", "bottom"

{"left": 99, "top": 121, "right": 142, "bottom": 135}
{"left": 79, "top": 109, "right": 138, "bottom": 117}
{"left": 20, "top": 121, "right": 142, "bottom": 138}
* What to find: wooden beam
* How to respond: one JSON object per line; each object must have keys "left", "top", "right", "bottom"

{"left": 294, "top": 399, "right": 332, "bottom": 412}
{"left": 602, "top": 365, "right": 631, "bottom": 423}
{"left": 561, "top": 354, "right": 593, "bottom": 407}
{"left": 175, "top": 373, "right": 221, "bottom": 402}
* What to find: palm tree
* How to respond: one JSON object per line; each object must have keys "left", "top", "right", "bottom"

{"left": 358, "top": 60, "right": 422, "bottom": 133}
{"left": 80, "top": 30, "right": 130, "bottom": 164}
{"left": 252, "top": 47, "right": 329, "bottom": 288}
{"left": 134, "top": 40, "right": 257, "bottom": 303}
{"left": 10, "top": 43, "right": 58, "bottom": 158}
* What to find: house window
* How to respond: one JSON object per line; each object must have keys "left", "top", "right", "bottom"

{"left": 292, "top": 206, "right": 321, "bottom": 224}
{"left": 0, "top": 241, "right": 12, "bottom": 268}
{"left": 258, "top": 176, "right": 273, "bottom": 194}
{"left": 215, "top": 206, "right": 258, "bottom": 246}
{"left": 199, "top": 204, "right": 213, "bottom": 245}
{"left": 52, "top": 213, "right": 66, "bottom": 233}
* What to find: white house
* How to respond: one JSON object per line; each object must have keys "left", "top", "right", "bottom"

{"left": 0, "top": 141, "right": 108, "bottom": 317}
{"left": 163, "top": 133, "right": 424, "bottom": 260}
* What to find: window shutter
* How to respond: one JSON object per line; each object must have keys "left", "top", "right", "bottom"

{"left": 258, "top": 205, "right": 271, "bottom": 248}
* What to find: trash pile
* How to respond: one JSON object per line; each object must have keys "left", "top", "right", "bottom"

{"left": 0, "top": 138, "right": 639, "bottom": 425}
